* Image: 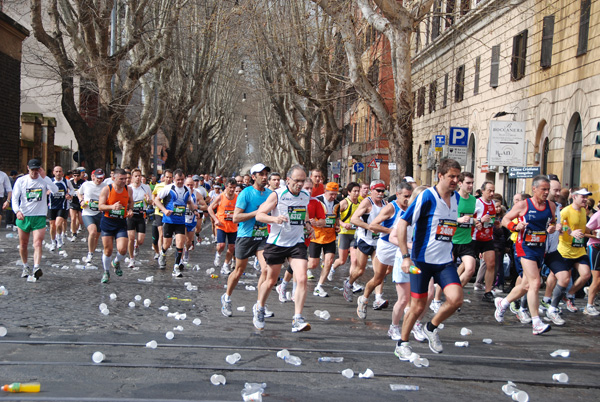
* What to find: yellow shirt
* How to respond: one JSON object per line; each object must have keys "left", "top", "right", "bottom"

{"left": 558, "top": 205, "right": 587, "bottom": 259}
{"left": 152, "top": 182, "right": 166, "bottom": 217}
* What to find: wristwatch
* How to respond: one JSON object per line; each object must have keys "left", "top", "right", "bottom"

{"left": 402, "top": 253, "right": 410, "bottom": 259}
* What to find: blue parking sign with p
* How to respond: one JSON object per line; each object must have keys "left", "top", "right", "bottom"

{"left": 450, "top": 127, "right": 469, "bottom": 146}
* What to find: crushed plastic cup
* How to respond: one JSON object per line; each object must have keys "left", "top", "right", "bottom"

{"left": 552, "top": 373, "right": 568, "bottom": 383}
{"left": 206, "top": 268, "right": 215, "bottom": 275}
{"left": 318, "top": 357, "right": 344, "bottom": 363}
{"left": 0, "top": 326, "right": 7, "bottom": 337}
{"left": 512, "top": 390, "right": 529, "bottom": 402}
{"left": 109, "top": 293, "right": 117, "bottom": 300}
{"left": 99, "top": 303, "right": 107, "bottom": 311}
{"left": 455, "top": 341, "right": 469, "bottom": 347}
{"left": 143, "top": 299, "right": 151, "bottom": 308}
{"left": 358, "top": 368, "right": 374, "bottom": 378}
{"left": 460, "top": 327, "right": 472, "bottom": 336}
{"left": 165, "top": 331, "right": 174, "bottom": 340}
{"left": 483, "top": 338, "right": 493, "bottom": 344}
{"left": 128, "top": 302, "right": 136, "bottom": 308}
{"left": 237, "top": 306, "right": 246, "bottom": 312}
{"left": 210, "top": 374, "right": 226, "bottom": 386}
{"left": 193, "top": 318, "right": 202, "bottom": 325}
{"left": 27, "top": 276, "right": 37, "bottom": 283}
{"left": 134, "top": 295, "right": 142, "bottom": 301}
{"left": 92, "top": 351, "right": 105, "bottom": 363}
{"left": 242, "top": 383, "right": 266, "bottom": 402}
{"left": 413, "top": 357, "right": 429, "bottom": 368}
{"left": 176, "top": 313, "right": 187, "bottom": 320}
{"left": 245, "top": 285, "right": 256, "bottom": 291}
{"left": 502, "top": 382, "right": 517, "bottom": 396}
{"left": 173, "top": 325, "right": 184, "bottom": 331}
{"left": 159, "top": 306, "right": 169, "bottom": 311}
{"left": 550, "top": 349, "right": 570, "bottom": 358}
{"left": 390, "top": 384, "right": 419, "bottom": 391}
{"left": 146, "top": 340, "right": 158, "bottom": 349}
{"left": 276, "top": 349, "right": 290, "bottom": 359}
{"left": 226, "top": 353, "right": 242, "bottom": 365}
{"left": 341, "top": 368, "right": 354, "bottom": 379}
{"left": 242, "top": 391, "right": 262, "bottom": 402}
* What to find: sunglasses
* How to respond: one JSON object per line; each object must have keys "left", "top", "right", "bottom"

{"left": 374, "top": 189, "right": 385, "bottom": 193}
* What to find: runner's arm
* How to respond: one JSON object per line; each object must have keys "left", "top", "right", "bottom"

{"left": 350, "top": 198, "right": 371, "bottom": 230}
{"left": 256, "top": 192, "right": 286, "bottom": 225}
{"left": 369, "top": 203, "right": 395, "bottom": 234}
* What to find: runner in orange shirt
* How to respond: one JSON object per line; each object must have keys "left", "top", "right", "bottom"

{"left": 208, "top": 178, "right": 238, "bottom": 275}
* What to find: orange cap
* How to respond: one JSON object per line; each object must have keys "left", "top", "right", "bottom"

{"left": 325, "top": 182, "right": 339, "bottom": 192}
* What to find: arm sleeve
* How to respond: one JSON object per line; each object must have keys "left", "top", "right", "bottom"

{"left": 473, "top": 199, "right": 484, "bottom": 219}
{"left": 2, "top": 174, "right": 11, "bottom": 193}
{"left": 45, "top": 177, "right": 60, "bottom": 193}
{"left": 11, "top": 179, "right": 22, "bottom": 213}
{"left": 157, "top": 186, "right": 171, "bottom": 199}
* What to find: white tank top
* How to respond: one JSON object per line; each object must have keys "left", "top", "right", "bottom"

{"left": 267, "top": 186, "right": 311, "bottom": 247}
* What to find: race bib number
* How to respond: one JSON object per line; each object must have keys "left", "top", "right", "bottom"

{"left": 483, "top": 215, "right": 496, "bottom": 228}
{"left": 325, "top": 213, "right": 336, "bottom": 228}
{"left": 26, "top": 188, "right": 42, "bottom": 202}
{"left": 109, "top": 208, "right": 125, "bottom": 218}
{"left": 288, "top": 206, "right": 306, "bottom": 226}
{"left": 458, "top": 213, "right": 473, "bottom": 229}
{"left": 89, "top": 200, "right": 99, "bottom": 211}
{"left": 572, "top": 236, "right": 585, "bottom": 248}
{"left": 252, "top": 223, "right": 269, "bottom": 239}
{"left": 224, "top": 209, "right": 234, "bottom": 222}
{"left": 524, "top": 230, "right": 547, "bottom": 247}
{"left": 55, "top": 189, "right": 65, "bottom": 198}
{"left": 372, "top": 231, "right": 380, "bottom": 240}
{"left": 173, "top": 205, "right": 186, "bottom": 217}
{"left": 436, "top": 219, "right": 457, "bottom": 242}
{"left": 133, "top": 200, "right": 145, "bottom": 213}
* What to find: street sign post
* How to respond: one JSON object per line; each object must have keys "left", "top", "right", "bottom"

{"left": 449, "top": 127, "right": 469, "bottom": 146}
{"left": 435, "top": 135, "right": 446, "bottom": 152}
{"left": 353, "top": 162, "right": 365, "bottom": 173}
{"left": 448, "top": 146, "right": 467, "bottom": 165}
{"left": 367, "top": 159, "right": 378, "bottom": 168}
{"left": 389, "top": 162, "right": 397, "bottom": 170}
{"left": 508, "top": 166, "right": 540, "bottom": 179}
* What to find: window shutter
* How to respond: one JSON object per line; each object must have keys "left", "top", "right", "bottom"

{"left": 490, "top": 45, "right": 500, "bottom": 88}
{"left": 474, "top": 56, "right": 480, "bottom": 95}
{"left": 577, "top": 0, "right": 590, "bottom": 56}
{"left": 519, "top": 29, "right": 528, "bottom": 78}
{"left": 443, "top": 73, "right": 449, "bottom": 108}
{"left": 541, "top": 16, "right": 554, "bottom": 68}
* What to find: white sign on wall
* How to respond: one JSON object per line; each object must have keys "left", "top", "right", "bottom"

{"left": 488, "top": 121, "right": 526, "bottom": 167}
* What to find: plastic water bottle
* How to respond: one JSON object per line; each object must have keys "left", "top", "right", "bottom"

{"left": 390, "top": 384, "right": 419, "bottom": 391}
{"left": 318, "top": 356, "right": 344, "bottom": 363}
{"left": 283, "top": 355, "right": 302, "bottom": 366}
{"left": 455, "top": 341, "right": 469, "bottom": 347}
{"left": 278, "top": 204, "right": 291, "bottom": 232}
{"left": 1, "top": 382, "right": 41, "bottom": 393}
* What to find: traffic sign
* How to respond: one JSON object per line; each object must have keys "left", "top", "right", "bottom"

{"left": 508, "top": 167, "right": 540, "bottom": 179}
{"left": 435, "top": 135, "right": 445, "bottom": 152}
{"left": 353, "top": 162, "right": 365, "bottom": 173}
{"left": 367, "top": 159, "right": 378, "bottom": 168}
{"left": 448, "top": 146, "right": 467, "bottom": 165}
{"left": 449, "top": 127, "right": 469, "bottom": 146}
{"left": 389, "top": 163, "right": 397, "bottom": 170}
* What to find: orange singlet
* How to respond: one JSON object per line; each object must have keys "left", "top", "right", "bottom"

{"left": 104, "top": 184, "right": 129, "bottom": 219}
{"left": 216, "top": 194, "right": 238, "bottom": 233}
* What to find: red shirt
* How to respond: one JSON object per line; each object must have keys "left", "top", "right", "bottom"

{"left": 305, "top": 198, "right": 326, "bottom": 246}
{"left": 311, "top": 183, "right": 324, "bottom": 197}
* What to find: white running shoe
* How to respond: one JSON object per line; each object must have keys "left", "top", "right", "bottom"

{"left": 128, "top": 259, "right": 135, "bottom": 268}
{"left": 313, "top": 286, "right": 328, "bottom": 297}
{"left": 327, "top": 268, "right": 335, "bottom": 282}
{"left": 388, "top": 324, "right": 401, "bottom": 341}
{"left": 214, "top": 252, "right": 222, "bottom": 267}
{"left": 546, "top": 308, "right": 565, "bottom": 326}
{"left": 352, "top": 282, "right": 364, "bottom": 293}
{"left": 221, "top": 262, "right": 231, "bottom": 275}
{"left": 411, "top": 321, "right": 426, "bottom": 342}
{"left": 276, "top": 284, "right": 288, "bottom": 303}
{"left": 430, "top": 300, "right": 442, "bottom": 314}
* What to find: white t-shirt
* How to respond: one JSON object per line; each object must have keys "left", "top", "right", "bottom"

{"left": 195, "top": 186, "right": 208, "bottom": 199}
{"left": 79, "top": 181, "right": 108, "bottom": 216}
{"left": 12, "top": 175, "right": 59, "bottom": 216}
{"left": 266, "top": 186, "right": 311, "bottom": 247}
{"left": 0, "top": 171, "right": 12, "bottom": 197}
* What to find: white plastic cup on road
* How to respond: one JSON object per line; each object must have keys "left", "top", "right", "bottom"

{"left": 128, "top": 302, "right": 136, "bottom": 308}
{"left": 226, "top": 353, "right": 241, "bottom": 365}
{"left": 193, "top": 318, "right": 202, "bottom": 325}
{"left": 455, "top": 341, "right": 469, "bottom": 347}
{"left": 358, "top": 368, "right": 374, "bottom": 378}
{"left": 460, "top": 327, "right": 472, "bottom": 336}
{"left": 99, "top": 303, "right": 107, "bottom": 311}
{"left": 512, "top": 390, "right": 529, "bottom": 402}
{"left": 109, "top": 293, "right": 117, "bottom": 300}
{"left": 143, "top": 299, "right": 151, "bottom": 308}
{"left": 165, "top": 331, "right": 175, "bottom": 340}
{"left": 276, "top": 349, "right": 290, "bottom": 359}
{"left": 341, "top": 368, "right": 354, "bottom": 379}
{"left": 134, "top": 295, "right": 142, "bottom": 301}
{"left": 0, "top": 326, "right": 7, "bottom": 337}
{"left": 482, "top": 338, "right": 493, "bottom": 344}
{"left": 552, "top": 373, "right": 569, "bottom": 383}
{"left": 92, "top": 351, "right": 105, "bottom": 363}
{"left": 210, "top": 374, "right": 226, "bottom": 385}
{"left": 146, "top": 340, "right": 158, "bottom": 349}
{"left": 550, "top": 349, "right": 570, "bottom": 358}
{"left": 101, "top": 308, "right": 110, "bottom": 316}
{"left": 237, "top": 306, "right": 246, "bottom": 312}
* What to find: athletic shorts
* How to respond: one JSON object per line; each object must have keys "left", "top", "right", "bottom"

{"left": 309, "top": 240, "right": 336, "bottom": 258}
{"left": 453, "top": 242, "right": 477, "bottom": 260}
{"left": 410, "top": 260, "right": 460, "bottom": 298}
{"left": 83, "top": 214, "right": 102, "bottom": 230}
{"left": 70, "top": 200, "right": 82, "bottom": 211}
{"left": 235, "top": 237, "right": 267, "bottom": 260}
{"left": 392, "top": 256, "right": 411, "bottom": 284}
{"left": 588, "top": 244, "right": 600, "bottom": 271}
{"left": 376, "top": 240, "right": 397, "bottom": 266}
{"left": 100, "top": 216, "right": 128, "bottom": 239}
{"left": 152, "top": 225, "right": 160, "bottom": 245}
{"left": 357, "top": 239, "right": 376, "bottom": 256}
{"left": 513, "top": 245, "right": 524, "bottom": 277}
{"left": 561, "top": 254, "right": 591, "bottom": 271}
{"left": 474, "top": 240, "right": 494, "bottom": 255}
{"left": 217, "top": 229, "right": 237, "bottom": 245}
{"left": 16, "top": 215, "right": 46, "bottom": 233}
{"left": 338, "top": 233, "right": 356, "bottom": 250}
{"left": 263, "top": 242, "right": 308, "bottom": 265}
{"left": 127, "top": 216, "right": 146, "bottom": 233}
{"left": 153, "top": 214, "right": 163, "bottom": 227}
{"left": 48, "top": 209, "right": 69, "bottom": 220}
{"left": 185, "top": 223, "right": 196, "bottom": 232}
{"left": 163, "top": 222, "right": 186, "bottom": 238}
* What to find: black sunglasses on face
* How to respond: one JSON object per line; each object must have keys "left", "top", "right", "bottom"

{"left": 374, "top": 189, "right": 385, "bottom": 193}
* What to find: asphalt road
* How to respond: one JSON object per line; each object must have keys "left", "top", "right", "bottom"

{"left": 1, "top": 221, "right": 599, "bottom": 401}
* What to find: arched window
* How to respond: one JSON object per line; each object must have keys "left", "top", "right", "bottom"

{"left": 541, "top": 137, "right": 549, "bottom": 175}
{"left": 564, "top": 113, "right": 582, "bottom": 188}
{"left": 466, "top": 134, "right": 476, "bottom": 174}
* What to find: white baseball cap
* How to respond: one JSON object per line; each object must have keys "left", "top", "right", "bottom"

{"left": 403, "top": 176, "right": 416, "bottom": 183}
{"left": 250, "top": 163, "right": 271, "bottom": 175}
{"left": 572, "top": 188, "right": 592, "bottom": 196}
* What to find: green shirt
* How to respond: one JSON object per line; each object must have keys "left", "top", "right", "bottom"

{"left": 453, "top": 194, "right": 476, "bottom": 245}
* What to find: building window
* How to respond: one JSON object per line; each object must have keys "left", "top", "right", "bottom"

{"left": 460, "top": 0, "right": 471, "bottom": 16}
{"left": 429, "top": 81, "right": 437, "bottom": 113}
{"left": 577, "top": 0, "right": 591, "bottom": 56}
{"left": 466, "top": 133, "right": 476, "bottom": 173}
{"left": 564, "top": 113, "right": 582, "bottom": 188}
{"left": 443, "top": 73, "right": 449, "bottom": 108}
{"left": 490, "top": 45, "right": 500, "bottom": 88}
{"left": 511, "top": 29, "right": 528, "bottom": 81}
{"left": 541, "top": 15, "right": 555, "bottom": 68}
{"left": 455, "top": 65, "right": 465, "bottom": 102}
{"left": 474, "top": 56, "right": 480, "bottom": 95}
{"left": 445, "top": 0, "right": 455, "bottom": 29}
{"left": 353, "top": 123, "right": 357, "bottom": 142}
{"left": 417, "top": 87, "right": 426, "bottom": 117}
{"left": 431, "top": 0, "right": 441, "bottom": 40}
{"left": 542, "top": 137, "right": 549, "bottom": 175}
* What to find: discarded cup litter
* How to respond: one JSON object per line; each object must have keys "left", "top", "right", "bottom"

{"left": 237, "top": 306, "right": 246, "bottom": 312}
{"left": 109, "top": 293, "right": 117, "bottom": 300}
{"left": 193, "top": 318, "right": 202, "bottom": 325}
{"left": 146, "top": 340, "right": 158, "bottom": 349}
{"left": 455, "top": 341, "right": 469, "bottom": 347}
{"left": 210, "top": 374, "right": 226, "bottom": 386}
{"left": 359, "top": 368, "right": 374, "bottom": 378}
{"left": 460, "top": 327, "right": 472, "bottom": 336}
{"left": 143, "top": 299, "right": 151, "bottom": 308}
{"left": 318, "top": 357, "right": 344, "bottom": 363}
{"left": 341, "top": 368, "right": 354, "bottom": 379}
{"left": 0, "top": 326, "right": 7, "bottom": 337}
{"left": 134, "top": 295, "right": 142, "bottom": 301}
{"left": 92, "top": 351, "right": 104, "bottom": 364}
{"left": 226, "top": 353, "right": 242, "bottom": 365}
{"left": 165, "top": 331, "right": 174, "bottom": 340}
{"left": 276, "top": 349, "right": 290, "bottom": 359}
{"left": 483, "top": 338, "right": 493, "bottom": 344}
{"left": 390, "top": 384, "right": 419, "bottom": 391}
{"left": 550, "top": 349, "right": 570, "bottom": 358}
{"left": 128, "top": 302, "right": 135, "bottom": 308}
{"left": 552, "top": 373, "right": 568, "bottom": 383}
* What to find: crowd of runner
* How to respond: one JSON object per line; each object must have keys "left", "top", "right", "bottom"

{"left": 5, "top": 158, "right": 600, "bottom": 361}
